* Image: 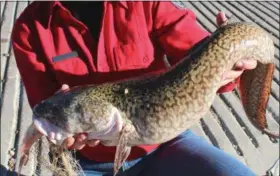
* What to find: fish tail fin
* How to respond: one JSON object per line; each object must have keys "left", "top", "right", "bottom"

{"left": 239, "top": 62, "right": 279, "bottom": 138}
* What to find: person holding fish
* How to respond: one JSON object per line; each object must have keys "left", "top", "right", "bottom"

{"left": 12, "top": 1, "right": 258, "bottom": 176}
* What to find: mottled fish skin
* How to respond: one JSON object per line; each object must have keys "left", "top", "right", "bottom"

{"left": 33, "top": 22, "right": 278, "bottom": 145}
{"left": 21, "top": 21, "right": 278, "bottom": 176}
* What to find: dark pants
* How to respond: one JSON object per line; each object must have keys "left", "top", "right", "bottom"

{"left": 76, "top": 130, "right": 256, "bottom": 176}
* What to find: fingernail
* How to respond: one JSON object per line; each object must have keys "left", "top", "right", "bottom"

{"left": 236, "top": 61, "right": 243, "bottom": 67}
{"left": 61, "top": 84, "right": 70, "bottom": 92}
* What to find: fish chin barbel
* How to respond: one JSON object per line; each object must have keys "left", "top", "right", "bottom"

{"left": 18, "top": 21, "right": 279, "bottom": 176}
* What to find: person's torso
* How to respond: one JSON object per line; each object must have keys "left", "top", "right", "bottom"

{"left": 26, "top": 1, "right": 168, "bottom": 162}
{"left": 30, "top": 1, "right": 168, "bottom": 88}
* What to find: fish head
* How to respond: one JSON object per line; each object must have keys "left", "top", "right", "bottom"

{"left": 32, "top": 87, "right": 124, "bottom": 146}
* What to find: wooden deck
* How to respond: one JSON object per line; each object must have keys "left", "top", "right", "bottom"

{"left": 1, "top": 1, "right": 279, "bottom": 176}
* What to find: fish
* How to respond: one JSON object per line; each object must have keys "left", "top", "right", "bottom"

{"left": 17, "top": 21, "right": 279, "bottom": 176}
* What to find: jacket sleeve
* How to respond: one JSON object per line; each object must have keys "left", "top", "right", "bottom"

{"left": 151, "top": 1, "right": 238, "bottom": 93}
{"left": 11, "top": 21, "right": 60, "bottom": 108}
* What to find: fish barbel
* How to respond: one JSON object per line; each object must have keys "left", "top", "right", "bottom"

{"left": 18, "top": 21, "right": 279, "bottom": 176}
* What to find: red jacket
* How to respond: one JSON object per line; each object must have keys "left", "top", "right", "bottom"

{"left": 12, "top": 1, "right": 238, "bottom": 162}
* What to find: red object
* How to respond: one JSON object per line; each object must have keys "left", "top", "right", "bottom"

{"left": 216, "top": 11, "right": 228, "bottom": 26}
{"left": 12, "top": 1, "right": 237, "bottom": 162}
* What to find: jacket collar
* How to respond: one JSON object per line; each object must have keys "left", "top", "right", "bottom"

{"left": 42, "top": 1, "right": 128, "bottom": 28}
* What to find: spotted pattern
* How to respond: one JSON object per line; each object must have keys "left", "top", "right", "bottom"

{"left": 33, "top": 22, "right": 277, "bottom": 147}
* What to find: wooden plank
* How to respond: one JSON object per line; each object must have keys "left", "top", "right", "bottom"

{"left": 189, "top": 1, "right": 280, "bottom": 96}
{"left": 210, "top": 1, "right": 280, "bottom": 48}
{"left": 258, "top": 2, "right": 280, "bottom": 16}
{"left": 202, "top": 1, "right": 280, "bottom": 70}
{"left": 268, "top": 1, "right": 280, "bottom": 8}
{"left": 184, "top": 2, "right": 216, "bottom": 32}
{"left": 0, "top": 1, "right": 6, "bottom": 18}
{"left": 14, "top": 85, "right": 37, "bottom": 176}
{"left": 0, "top": 49, "right": 21, "bottom": 173}
{"left": 211, "top": 96, "right": 265, "bottom": 175}
{"left": 219, "top": 93, "right": 279, "bottom": 170}
{"left": 202, "top": 111, "right": 245, "bottom": 164}
{"left": 271, "top": 81, "right": 279, "bottom": 101}
{"left": 258, "top": 1, "right": 279, "bottom": 16}
{"left": 267, "top": 96, "right": 280, "bottom": 122}
{"left": 190, "top": 1, "right": 219, "bottom": 28}
{"left": 1, "top": 2, "right": 30, "bottom": 175}
{"left": 190, "top": 122, "right": 213, "bottom": 147}
{"left": 220, "top": 93, "right": 279, "bottom": 141}
{"left": 225, "top": 1, "right": 279, "bottom": 41}
{"left": 273, "top": 69, "right": 279, "bottom": 85}
{"left": 249, "top": 2, "right": 280, "bottom": 22}
{"left": 12, "top": 2, "right": 35, "bottom": 175}
{"left": 0, "top": 1, "right": 16, "bottom": 96}
{"left": 184, "top": 3, "right": 279, "bottom": 174}
{"left": 203, "top": 1, "right": 280, "bottom": 70}
{"left": 238, "top": 2, "right": 279, "bottom": 30}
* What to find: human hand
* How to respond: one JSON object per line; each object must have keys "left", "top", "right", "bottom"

{"left": 56, "top": 84, "right": 100, "bottom": 150}
{"left": 215, "top": 12, "right": 257, "bottom": 87}
{"left": 220, "top": 59, "right": 257, "bottom": 87}
{"left": 216, "top": 11, "right": 228, "bottom": 27}
{"left": 63, "top": 133, "right": 100, "bottom": 150}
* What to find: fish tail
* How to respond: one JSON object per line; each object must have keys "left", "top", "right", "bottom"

{"left": 239, "top": 62, "right": 279, "bottom": 138}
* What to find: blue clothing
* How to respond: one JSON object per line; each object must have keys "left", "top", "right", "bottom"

{"left": 76, "top": 130, "right": 256, "bottom": 176}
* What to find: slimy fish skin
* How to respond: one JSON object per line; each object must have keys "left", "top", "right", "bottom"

{"left": 18, "top": 21, "right": 278, "bottom": 176}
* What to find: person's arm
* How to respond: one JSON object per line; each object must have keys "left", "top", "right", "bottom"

{"left": 11, "top": 21, "right": 60, "bottom": 108}
{"left": 12, "top": 21, "right": 99, "bottom": 150}
{"left": 150, "top": 2, "right": 242, "bottom": 93}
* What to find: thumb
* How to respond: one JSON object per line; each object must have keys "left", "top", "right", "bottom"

{"left": 61, "top": 84, "right": 70, "bottom": 91}
{"left": 55, "top": 84, "right": 70, "bottom": 95}
{"left": 216, "top": 11, "right": 228, "bottom": 27}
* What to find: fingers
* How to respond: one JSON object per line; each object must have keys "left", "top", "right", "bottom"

{"left": 222, "top": 70, "right": 244, "bottom": 80}
{"left": 220, "top": 78, "right": 235, "bottom": 87}
{"left": 72, "top": 134, "right": 87, "bottom": 150}
{"left": 216, "top": 11, "right": 227, "bottom": 27}
{"left": 87, "top": 140, "right": 100, "bottom": 147}
{"left": 222, "top": 59, "right": 257, "bottom": 80}
{"left": 221, "top": 70, "right": 243, "bottom": 87}
{"left": 220, "top": 59, "right": 257, "bottom": 87}
{"left": 61, "top": 84, "right": 70, "bottom": 91}
{"left": 234, "top": 59, "right": 257, "bottom": 70}
{"left": 63, "top": 134, "right": 87, "bottom": 150}
{"left": 63, "top": 137, "right": 75, "bottom": 149}
{"left": 63, "top": 134, "right": 100, "bottom": 150}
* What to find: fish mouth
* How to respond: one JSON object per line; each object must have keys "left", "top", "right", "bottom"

{"left": 33, "top": 107, "right": 123, "bottom": 146}
{"left": 33, "top": 116, "right": 72, "bottom": 146}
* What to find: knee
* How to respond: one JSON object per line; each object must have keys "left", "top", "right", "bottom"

{"left": 138, "top": 130, "right": 256, "bottom": 176}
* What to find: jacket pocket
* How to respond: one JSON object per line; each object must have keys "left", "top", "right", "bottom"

{"left": 51, "top": 52, "right": 89, "bottom": 83}
{"left": 113, "top": 41, "right": 153, "bottom": 71}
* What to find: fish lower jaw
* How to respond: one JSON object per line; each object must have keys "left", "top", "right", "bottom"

{"left": 33, "top": 107, "right": 124, "bottom": 146}
{"left": 33, "top": 118, "right": 72, "bottom": 146}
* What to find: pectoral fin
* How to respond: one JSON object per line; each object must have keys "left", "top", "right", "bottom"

{"left": 113, "top": 125, "right": 132, "bottom": 176}
{"left": 18, "top": 153, "right": 29, "bottom": 176}
{"left": 18, "top": 124, "right": 43, "bottom": 176}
